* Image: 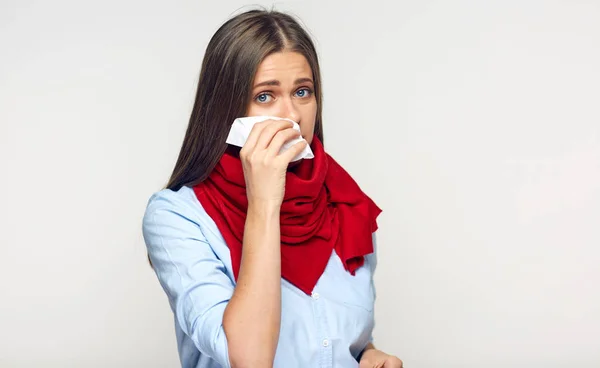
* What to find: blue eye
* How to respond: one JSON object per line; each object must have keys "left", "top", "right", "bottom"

{"left": 295, "top": 88, "right": 312, "bottom": 98}
{"left": 255, "top": 93, "right": 272, "bottom": 103}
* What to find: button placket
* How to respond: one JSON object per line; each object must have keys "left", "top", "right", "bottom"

{"left": 311, "top": 289, "right": 332, "bottom": 367}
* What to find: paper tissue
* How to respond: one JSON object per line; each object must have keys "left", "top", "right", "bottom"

{"left": 225, "top": 116, "right": 314, "bottom": 162}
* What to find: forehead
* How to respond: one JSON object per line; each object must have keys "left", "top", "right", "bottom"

{"left": 254, "top": 51, "right": 313, "bottom": 81}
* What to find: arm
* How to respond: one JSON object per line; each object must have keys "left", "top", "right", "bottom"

{"left": 358, "top": 233, "right": 403, "bottom": 368}
{"left": 143, "top": 192, "right": 234, "bottom": 368}
{"left": 143, "top": 192, "right": 283, "bottom": 368}
{"left": 144, "top": 121, "right": 305, "bottom": 368}
{"left": 222, "top": 202, "right": 282, "bottom": 368}
{"left": 222, "top": 119, "right": 307, "bottom": 367}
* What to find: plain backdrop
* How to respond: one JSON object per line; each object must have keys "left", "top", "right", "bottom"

{"left": 1, "top": 0, "right": 599, "bottom": 367}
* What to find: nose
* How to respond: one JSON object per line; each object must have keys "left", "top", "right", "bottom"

{"left": 280, "top": 97, "right": 300, "bottom": 123}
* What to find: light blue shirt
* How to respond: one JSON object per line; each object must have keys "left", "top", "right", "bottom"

{"left": 142, "top": 185, "right": 378, "bottom": 368}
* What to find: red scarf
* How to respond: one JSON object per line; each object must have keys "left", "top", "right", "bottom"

{"left": 193, "top": 137, "right": 381, "bottom": 294}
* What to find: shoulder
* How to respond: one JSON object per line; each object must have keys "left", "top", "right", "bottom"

{"left": 144, "top": 185, "right": 199, "bottom": 214}
{"left": 142, "top": 185, "right": 206, "bottom": 238}
{"left": 141, "top": 185, "right": 235, "bottom": 282}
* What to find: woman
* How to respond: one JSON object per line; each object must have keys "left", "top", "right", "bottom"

{"left": 142, "top": 9, "right": 403, "bottom": 368}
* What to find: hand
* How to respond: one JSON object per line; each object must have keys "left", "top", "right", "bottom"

{"left": 359, "top": 347, "right": 403, "bottom": 368}
{"left": 240, "top": 119, "right": 307, "bottom": 208}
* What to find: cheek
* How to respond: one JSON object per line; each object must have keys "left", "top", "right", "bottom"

{"left": 245, "top": 103, "right": 264, "bottom": 117}
{"left": 301, "top": 123, "right": 315, "bottom": 144}
{"left": 300, "top": 105, "right": 317, "bottom": 144}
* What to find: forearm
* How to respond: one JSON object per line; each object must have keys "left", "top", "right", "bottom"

{"left": 223, "top": 202, "right": 282, "bottom": 368}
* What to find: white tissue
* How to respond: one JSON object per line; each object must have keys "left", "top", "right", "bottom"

{"left": 225, "top": 116, "right": 314, "bottom": 162}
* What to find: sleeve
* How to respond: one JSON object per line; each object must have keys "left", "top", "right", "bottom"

{"left": 369, "top": 232, "right": 378, "bottom": 300}
{"left": 357, "top": 232, "right": 379, "bottom": 362}
{"left": 368, "top": 232, "right": 379, "bottom": 343}
{"left": 142, "top": 191, "right": 233, "bottom": 368}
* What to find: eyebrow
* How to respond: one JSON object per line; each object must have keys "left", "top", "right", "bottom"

{"left": 253, "top": 77, "right": 314, "bottom": 88}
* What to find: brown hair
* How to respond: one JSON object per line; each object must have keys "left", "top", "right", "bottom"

{"left": 166, "top": 9, "right": 325, "bottom": 191}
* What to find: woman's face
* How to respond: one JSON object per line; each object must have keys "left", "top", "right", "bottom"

{"left": 246, "top": 51, "right": 317, "bottom": 145}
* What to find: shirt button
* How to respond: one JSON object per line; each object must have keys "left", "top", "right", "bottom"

{"left": 322, "top": 339, "right": 329, "bottom": 347}
{"left": 312, "top": 292, "right": 320, "bottom": 300}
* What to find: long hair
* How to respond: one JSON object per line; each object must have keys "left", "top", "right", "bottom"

{"left": 166, "top": 9, "right": 325, "bottom": 191}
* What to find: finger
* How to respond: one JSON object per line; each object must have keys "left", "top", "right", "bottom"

{"left": 278, "top": 138, "right": 308, "bottom": 164}
{"left": 254, "top": 120, "right": 294, "bottom": 150}
{"left": 240, "top": 120, "right": 268, "bottom": 154}
{"left": 241, "top": 119, "right": 284, "bottom": 152}
{"left": 267, "top": 128, "right": 301, "bottom": 157}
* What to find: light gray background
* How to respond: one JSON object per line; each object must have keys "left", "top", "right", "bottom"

{"left": 1, "top": 0, "right": 599, "bottom": 367}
